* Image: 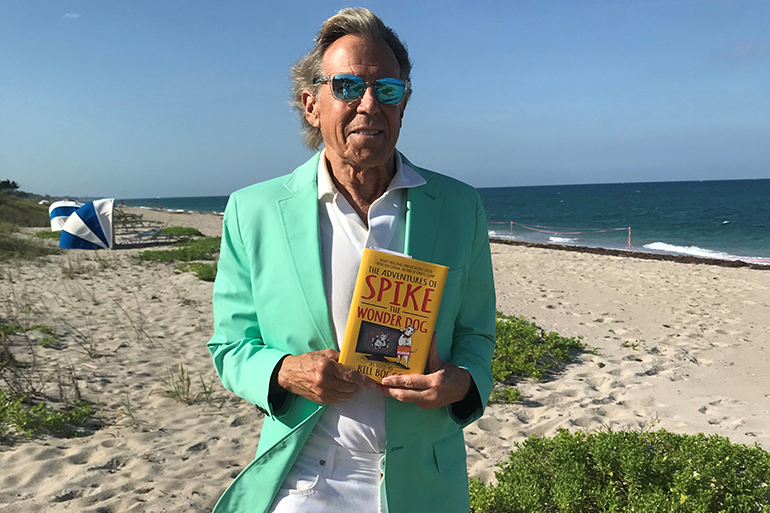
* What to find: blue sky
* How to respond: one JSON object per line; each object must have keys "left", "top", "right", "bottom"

{"left": 1, "top": 1, "right": 768, "bottom": 198}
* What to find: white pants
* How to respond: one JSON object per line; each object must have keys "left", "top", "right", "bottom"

{"left": 268, "top": 435, "right": 385, "bottom": 513}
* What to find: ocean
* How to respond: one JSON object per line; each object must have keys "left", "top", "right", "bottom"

{"left": 121, "top": 178, "right": 770, "bottom": 264}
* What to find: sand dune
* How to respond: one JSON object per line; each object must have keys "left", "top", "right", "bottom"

{"left": 1, "top": 208, "right": 768, "bottom": 511}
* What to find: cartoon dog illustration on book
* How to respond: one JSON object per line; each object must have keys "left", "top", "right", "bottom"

{"left": 371, "top": 332, "right": 389, "bottom": 351}
{"left": 395, "top": 323, "right": 417, "bottom": 368}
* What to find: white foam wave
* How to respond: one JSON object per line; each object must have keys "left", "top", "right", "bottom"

{"left": 488, "top": 230, "right": 518, "bottom": 240}
{"left": 643, "top": 242, "right": 770, "bottom": 264}
{"left": 549, "top": 236, "right": 575, "bottom": 244}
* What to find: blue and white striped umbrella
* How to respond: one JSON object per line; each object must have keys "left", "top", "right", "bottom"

{"left": 60, "top": 199, "right": 114, "bottom": 250}
{"left": 48, "top": 200, "right": 82, "bottom": 231}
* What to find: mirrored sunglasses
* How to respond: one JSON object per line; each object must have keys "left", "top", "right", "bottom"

{"left": 314, "top": 74, "right": 409, "bottom": 105}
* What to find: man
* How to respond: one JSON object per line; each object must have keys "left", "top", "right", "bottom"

{"left": 208, "top": 8, "right": 495, "bottom": 513}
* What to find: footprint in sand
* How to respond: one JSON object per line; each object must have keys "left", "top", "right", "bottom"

{"left": 541, "top": 393, "right": 567, "bottom": 406}
{"left": 570, "top": 415, "right": 603, "bottom": 429}
{"left": 66, "top": 451, "right": 92, "bottom": 466}
{"left": 476, "top": 417, "right": 504, "bottom": 432}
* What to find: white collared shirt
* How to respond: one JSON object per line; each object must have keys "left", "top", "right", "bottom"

{"left": 312, "top": 150, "right": 426, "bottom": 453}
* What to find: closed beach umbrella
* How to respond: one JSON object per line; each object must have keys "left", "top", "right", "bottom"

{"left": 48, "top": 200, "right": 81, "bottom": 231}
{"left": 60, "top": 199, "right": 114, "bottom": 250}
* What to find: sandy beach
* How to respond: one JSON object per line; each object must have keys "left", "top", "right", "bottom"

{"left": 1, "top": 207, "right": 768, "bottom": 512}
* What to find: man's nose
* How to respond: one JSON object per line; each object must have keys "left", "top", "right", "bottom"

{"left": 356, "top": 85, "right": 381, "bottom": 113}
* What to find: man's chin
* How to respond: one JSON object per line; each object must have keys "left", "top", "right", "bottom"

{"left": 338, "top": 148, "right": 395, "bottom": 171}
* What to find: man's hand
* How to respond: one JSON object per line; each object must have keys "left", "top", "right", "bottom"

{"left": 380, "top": 334, "right": 472, "bottom": 410}
{"left": 276, "top": 349, "right": 378, "bottom": 405}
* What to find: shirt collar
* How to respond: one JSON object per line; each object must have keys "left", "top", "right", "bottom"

{"left": 317, "top": 149, "right": 426, "bottom": 201}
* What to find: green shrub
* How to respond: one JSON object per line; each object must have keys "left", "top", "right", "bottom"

{"left": 0, "top": 390, "right": 93, "bottom": 438}
{"left": 489, "top": 388, "right": 523, "bottom": 403}
{"left": 34, "top": 230, "right": 61, "bottom": 239}
{"left": 490, "top": 311, "right": 585, "bottom": 403}
{"left": 470, "top": 428, "right": 770, "bottom": 513}
{"left": 159, "top": 226, "right": 203, "bottom": 237}
{"left": 138, "top": 236, "right": 221, "bottom": 262}
{"left": 493, "top": 311, "right": 585, "bottom": 382}
{"left": 177, "top": 262, "right": 217, "bottom": 282}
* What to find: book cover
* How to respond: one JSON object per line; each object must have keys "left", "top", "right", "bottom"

{"left": 339, "top": 248, "right": 449, "bottom": 383}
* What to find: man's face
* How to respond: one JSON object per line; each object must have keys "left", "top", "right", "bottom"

{"left": 303, "top": 35, "right": 406, "bottom": 172}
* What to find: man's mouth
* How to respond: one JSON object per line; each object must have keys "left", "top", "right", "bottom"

{"left": 350, "top": 129, "right": 382, "bottom": 136}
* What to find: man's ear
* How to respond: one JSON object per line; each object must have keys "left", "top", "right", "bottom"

{"left": 302, "top": 90, "right": 320, "bottom": 127}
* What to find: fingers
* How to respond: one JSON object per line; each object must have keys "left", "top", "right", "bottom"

{"left": 380, "top": 365, "right": 473, "bottom": 410}
{"left": 381, "top": 375, "right": 438, "bottom": 410}
{"left": 425, "top": 332, "right": 441, "bottom": 374}
{"left": 319, "top": 348, "right": 341, "bottom": 361}
{"left": 277, "top": 350, "right": 375, "bottom": 404}
{"left": 333, "top": 363, "right": 378, "bottom": 389}
{"left": 381, "top": 373, "right": 430, "bottom": 390}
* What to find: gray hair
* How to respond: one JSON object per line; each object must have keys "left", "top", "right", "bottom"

{"left": 290, "top": 8, "right": 412, "bottom": 151}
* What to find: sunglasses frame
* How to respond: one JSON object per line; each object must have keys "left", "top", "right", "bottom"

{"left": 314, "top": 74, "right": 410, "bottom": 106}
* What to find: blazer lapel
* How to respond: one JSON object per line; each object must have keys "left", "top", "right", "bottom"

{"left": 277, "top": 155, "right": 336, "bottom": 351}
{"left": 404, "top": 169, "right": 443, "bottom": 263}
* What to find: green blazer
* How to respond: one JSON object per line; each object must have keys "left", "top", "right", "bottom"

{"left": 208, "top": 152, "right": 496, "bottom": 513}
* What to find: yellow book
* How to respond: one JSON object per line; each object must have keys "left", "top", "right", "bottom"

{"left": 339, "top": 247, "right": 448, "bottom": 383}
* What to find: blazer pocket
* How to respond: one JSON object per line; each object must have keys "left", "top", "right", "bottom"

{"left": 433, "top": 431, "right": 467, "bottom": 473}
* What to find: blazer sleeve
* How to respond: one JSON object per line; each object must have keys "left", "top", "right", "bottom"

{"left": 448, "top": 191, "right": 496, "bottom": 426}
{"left": 207, "top": 194, "right": 295, "bottom": 418}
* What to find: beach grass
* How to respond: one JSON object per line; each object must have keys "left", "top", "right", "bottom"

{"left": 470, "top": 428, "right": 770, "bottom": 512}
{"left": 138, "top": 236, "right": 221, "bottom": 263}
{"left": 0, "top": 197, "right": 60, "bottom": 260}
{"left": 160, "top": 361, "right": 222, "bottom": 407}
{"left": 0, "top": 222, "right": 18, "bottom": 236}
{"left": 34, "top": 230, "right": 61, "bottom": 239}
{"left": 0, "top": 233, "right": 60, "bottom": 261}
{"left": 0, "top": 390, "right": 93, "bottom": 439}
{"left": 176, "top": 262, "right": 217, "bottom": 282}
{"left": 0, "top": 194, "right": 49, "bottom": 228}
{"left": 159, "top": 226, "right": 203, "bottom": 237}
{"left": 1, "top": 323, "right": 95, "bottom": 439}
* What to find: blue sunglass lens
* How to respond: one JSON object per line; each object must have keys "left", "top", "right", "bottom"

{"left": 332, "top": 75, "right": 367, "bottom": 101}
{"left": 374, "top": 78, "right": 405, "bottom": 105}
{"left": 330, "top": 75, "right": 405, "bottom": 104}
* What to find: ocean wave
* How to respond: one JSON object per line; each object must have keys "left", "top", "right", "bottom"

{"left": 643, "top": 242, "right": 770, "bottom": 264}
{"left": 488, "top": 230, "right": 518, "bottom": 241}
{"left": 549, "top": 236, "right": 576, "bottom": 244}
